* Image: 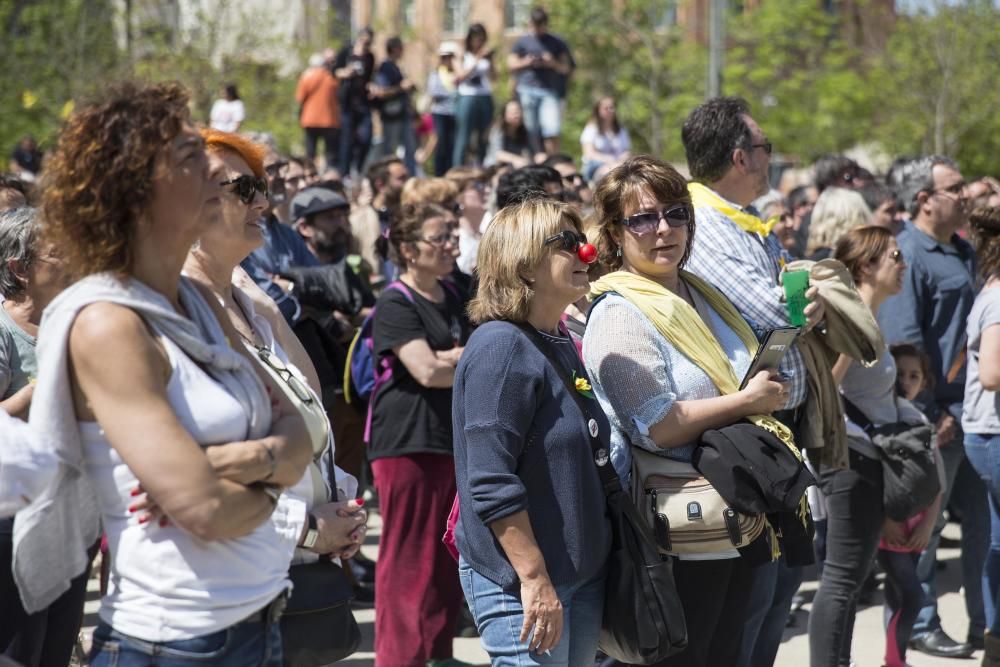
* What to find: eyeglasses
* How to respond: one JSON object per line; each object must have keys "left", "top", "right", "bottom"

{"left": 561, "top": 173, "right": 584, "bottom": 187}
{"left": 620, "top": 204, "right": 691, "bottom": 235}
{"left": 256, "top": 347, "right": 315, "bottom": 404}
{"left": 418, "top": 225, "right": 460, "bottom": 247}
{"left": 889, "top": 249, "right": 904, "bottom": 264}
{"left": 544, "top": 229, "right": 587, "bottom": 253}
{"left": 750, "top": 142, "right": 773, "bottom": 155}
{"left": 930, "top": 181, "right": 967, "bottom": 199}
{"left": 220, "top": 175, "right": 268, "bottom": 205}
{"left": 264, "top": 160, "right": 288, "bottom": 177}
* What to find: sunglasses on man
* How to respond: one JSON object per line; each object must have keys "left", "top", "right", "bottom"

{"left": 619, "top": 204, "right": 691, "bottom": 236}
{"left": 220, "top": 175, "right": 269, "bottom": 205}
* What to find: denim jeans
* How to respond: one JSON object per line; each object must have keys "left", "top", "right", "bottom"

{"left": 89, "top": 618, "right": 282, "bottom": 667}
{"left": 453, "top": 95, "right": 493, "bottom": 167}
{"left": 517, "top": 86, "right": 562, "bottom": 152}
{"left": 965, "top": 433, "right": 1000, "bottom": 634}
{"left": 381, "top": 113, "right": 417, "bottom": 175}
{"left": 808, "top": 450, "right": 884, "bottom": 667}
{"left": 737, "top": 555, "right": 803, "bottom": 667}
{"left": 432, "top": 113, "right": 456, "bottom": 176}
{"left": 911, "top": 440, "right": 988, "bottom": 640}
{"left": 337, "top": 107, "right": 373, "bottom": 177}
{"left": 458, "top": 558, "right": 605, "bottom": 666}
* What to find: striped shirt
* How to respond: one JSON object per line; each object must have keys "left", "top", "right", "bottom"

{"left": 684, "top": 187, "right": 807, "bottom": 409}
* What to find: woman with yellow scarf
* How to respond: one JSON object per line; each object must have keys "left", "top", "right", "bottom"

{"left": 583, "top": 155, "right": 788, "bottom": 667}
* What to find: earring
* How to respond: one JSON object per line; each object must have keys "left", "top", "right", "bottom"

{"left": 615, "top": 246, "right": 623, "bottom": 258}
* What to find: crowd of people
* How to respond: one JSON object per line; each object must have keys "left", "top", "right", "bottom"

{"left": 6, "top": 6, "right": 1000, "bottom": 667}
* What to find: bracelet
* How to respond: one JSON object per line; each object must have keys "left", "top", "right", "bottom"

{"left": 261, "top": 441, "right": 277, "bottom": 481}
{"left": 260, "top": 484, "right": 281, "bottom": 507}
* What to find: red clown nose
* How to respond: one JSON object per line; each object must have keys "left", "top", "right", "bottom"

{"left": 577, "top": 243, "right": 598, "bottom": 264}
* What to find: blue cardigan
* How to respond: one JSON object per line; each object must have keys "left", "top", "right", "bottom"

{"left": 452, "top": 321, "right": 612, "bottom": 589}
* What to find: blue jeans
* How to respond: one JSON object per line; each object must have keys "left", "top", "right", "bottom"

{"left": 517, "top": 86, "right": 561, "bottom": 152}
{"left": 338, "top": 107, "right": 373, "bottom": 177}
{"left": 458, "top": 558, "right": 605, "bottom": 666}
{"left": 965, "top": 433, "right": 1000, "bottom": 634}
{"left": 738, "top": 555, "right": 803, "bottom": 667}
{"left": 89, "top": 618, "right": 282, "bottom": 667}
{"left": 453, "top": 95, "right": 493, "bottom": 167}
{"left": 911, "top": 440, "right": 988, "bottom": 640}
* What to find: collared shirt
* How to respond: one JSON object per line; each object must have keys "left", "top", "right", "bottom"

{"left": 240, "top": 214, "right": 319, "bottom": 324}
{"left": 685, "top": 187, "right": 807, "bottom": 409}
{"left": 878, "top": 220, "right": 976, "bottom": 420}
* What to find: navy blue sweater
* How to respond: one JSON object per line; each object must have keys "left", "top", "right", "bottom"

{"left": 452, "top": 321, "right": 612, "bottom": 589}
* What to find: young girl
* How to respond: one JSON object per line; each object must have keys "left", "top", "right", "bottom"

{"left": 878, "top": 343, "right": 943, "bottom": 667}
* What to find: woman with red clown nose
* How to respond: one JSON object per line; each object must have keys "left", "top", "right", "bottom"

{"left": 451, "top": 197, "right": 613, "bottom": 665}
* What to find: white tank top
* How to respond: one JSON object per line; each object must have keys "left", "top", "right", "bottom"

{"left": 81, "top": 335, "right": 303, "bottom": 642}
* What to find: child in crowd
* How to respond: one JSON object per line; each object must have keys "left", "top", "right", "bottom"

{"left": 878, "top": 344, "right": 942, "bottom": 667}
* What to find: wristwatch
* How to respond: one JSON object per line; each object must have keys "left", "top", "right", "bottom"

{"left": 301, "top": 512, "right": 319, "bottom": 550}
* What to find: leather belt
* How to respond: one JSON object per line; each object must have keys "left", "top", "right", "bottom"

{"left": 236, "top": 591, "right": 288, "bottom": 626}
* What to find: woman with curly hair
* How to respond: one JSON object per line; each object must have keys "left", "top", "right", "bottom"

{"left": 15, "top": 81, "right": 314, "bottom": 666}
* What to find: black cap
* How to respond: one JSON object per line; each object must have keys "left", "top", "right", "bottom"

{"left": 291, "top": 187, "right": 350, "bottom": 220}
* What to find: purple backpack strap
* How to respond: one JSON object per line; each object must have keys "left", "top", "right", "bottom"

{"left": 363, "top": 281, "right": 415, "bottom": 443}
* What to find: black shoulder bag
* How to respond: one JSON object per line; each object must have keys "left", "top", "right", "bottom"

{"left": 513, "top": 322, "right": 687, "bottom": 664}
{"left": 842, "top": 397, "right": 940, "bottom": 522}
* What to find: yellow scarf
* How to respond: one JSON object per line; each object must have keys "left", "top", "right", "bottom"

{"left": 590, "top": 270, "right": 798, "bottom": 456}
{"left": 688, "top": 182, "right": 778, "bottom": 237}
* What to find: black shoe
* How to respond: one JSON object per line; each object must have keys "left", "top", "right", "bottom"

{"left": 350, "top": 584, "right": 375, "bottom": 607}
{"left": 969, "top": 634, "right": 985, "bottom": 651}
{"left": 909, "top": 629, "right": 975, "bottom": 658}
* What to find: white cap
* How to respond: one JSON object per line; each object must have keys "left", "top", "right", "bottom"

{"left": 438, "top": 41, "right": 459, "bottom": 57}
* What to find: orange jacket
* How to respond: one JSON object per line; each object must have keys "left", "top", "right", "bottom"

{"left": 296, "top": 67, "right": 340, "bottom": 129}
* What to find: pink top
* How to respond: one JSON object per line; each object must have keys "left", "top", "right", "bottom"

{"left": 879, "top": 510, "right": 928, "bottom": 553}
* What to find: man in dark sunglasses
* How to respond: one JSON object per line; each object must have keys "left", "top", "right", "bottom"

{"left": 544, "top": 154, "right": 593, "bottom": 206}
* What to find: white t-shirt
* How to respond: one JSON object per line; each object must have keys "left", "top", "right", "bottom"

{"left": 580, "top": 122, "right": 630, "bottom": 159}
{"left": 210, "top": 99, "right": 246, "bottom": 132}
{"left": 457, "top": 53, "right": 492, "bottom": 97}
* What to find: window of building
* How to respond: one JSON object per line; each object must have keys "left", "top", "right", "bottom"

{"left": 444, "top": 0, "right": 470, "bottom": 35}
{"left": 505, "top": 0, "right": 533, "bottom": 30}
{"left": 402, "top": 0, "right": 416, "bottom": 27}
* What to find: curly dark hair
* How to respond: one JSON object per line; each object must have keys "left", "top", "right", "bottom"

{"left": 591, "top": 154, "right": 694, "bottom": 271}
{"left": 40, "top": 81, "right": 191, "bottom": 278}
{"left": 970, "top": 206, "right": 1000, "bottom": 281}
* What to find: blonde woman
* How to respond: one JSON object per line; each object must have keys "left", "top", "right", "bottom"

{"left": 805, "top": 187, "right": 873, "bottom": 260}
{"left": 453, "top": 198, "right": 611, "bottom": 664}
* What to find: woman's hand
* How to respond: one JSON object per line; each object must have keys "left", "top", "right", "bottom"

{"left": 203, "top": 440, "right": 274, "bottom": 485}
{"left": 740, "top": 371, "right": 788, "bottom": 415}
{"left": 803, "top": 286, "right": 826, "bottom": 332}
{"left": 310, "top": 499, "right": 368, "bottom": 558}
{"left": 435, "top": 346, "right": 464, "bottom": 366}
{"left": 882, "top": 518, "right": 909, "bottom": 548}
{"left": 129, "top": 483, "right": 168, "bottom": 527}
{"left": 519, "top": 574, "right": 563, "bottom": 654}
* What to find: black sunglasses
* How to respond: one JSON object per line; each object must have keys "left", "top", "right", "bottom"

{"left": 220, "top": 175, "right": 268, "bottom": 205}
{"left": 620, "top": 204, "right": 691, "bottom": 235}
{"left": 544, "top": 229, "right": 587, "bottom": 253}
{"left": 750, "top": 142, "right": 773, "bottom": 155}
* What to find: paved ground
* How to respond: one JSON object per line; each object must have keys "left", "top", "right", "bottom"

{"left": 81, "top": 520, "right": 977, "bottom": 666}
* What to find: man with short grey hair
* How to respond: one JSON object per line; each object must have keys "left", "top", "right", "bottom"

{"left": 879, "top": 154, "right": 988, "bottom": 658}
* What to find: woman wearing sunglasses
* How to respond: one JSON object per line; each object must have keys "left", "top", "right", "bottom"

{"left": 369, "top": 202, "right": 472, "bottom": 666}
{"left": 824, "top": 225, "right": 930, "bottom": 667}
{"left": 20, "top": 82, "right": 313, "bottom": 665}
{"left": 182, "top": 129, "right": 368, "bottom": 547}
{"left": 452, "top": 197, "right": 610, "bottom": 664}
{"left": 584, "top": 155, "right": 788, "bottom": 666}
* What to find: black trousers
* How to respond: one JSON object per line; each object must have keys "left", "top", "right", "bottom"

{"left": 0, "top": 519, "right": 97, "bottom": 667}
{"left": 303, "top": 126, "right": 340, "bottom": 171}
{"left": 636, "top": 556, "right": 755, "bottom": 667}
{"left": 808, "top": 450, "right": 885, "bottom": 667}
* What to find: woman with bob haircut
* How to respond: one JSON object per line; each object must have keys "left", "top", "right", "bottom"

{"left": 182, "top": 129, "right": 368, "bottom": 560}
{"left": 584, "top": 155, "right": 788, "bottom": 667}
{"left": 452, "top": 197, "right": 612, "bottom": 664}
{"left": 18, "top": 81, "right": 314, "bottom": 665}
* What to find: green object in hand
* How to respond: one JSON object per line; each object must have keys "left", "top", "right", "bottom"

{"left": 783, "top": 270, "right": 810, "bottom": 328}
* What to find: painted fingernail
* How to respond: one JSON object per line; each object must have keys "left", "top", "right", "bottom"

{"left": 138, "top": 515, "right": 150, "bottom": 524}
{"left": 354, "top": 498, "right": 365, "bottom": 507}
{"left": 128, "top": 504, "right": 139, "bottom": 513}
{"left": 159, "top": 517, "right": 169, "bottom": 528}
{"left": 130, "top": 488, "right": 141, "bottom": 497}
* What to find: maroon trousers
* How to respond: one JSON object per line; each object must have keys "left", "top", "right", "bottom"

{"left": 372, "top": 453, "right": 462, "bottom": 667}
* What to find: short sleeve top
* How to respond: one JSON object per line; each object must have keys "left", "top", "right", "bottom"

{"left": 370, "top": 282, "right": 470, "bottom": 459}
{"left": 0, "top": 305, "right": 36, "bottom": 400}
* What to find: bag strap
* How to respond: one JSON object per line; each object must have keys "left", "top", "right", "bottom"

{"left": 509, "top": 321, "right": 622, "bottom": 497}
{"left": 841, "top": 395, "right": 874, "bottom": 434}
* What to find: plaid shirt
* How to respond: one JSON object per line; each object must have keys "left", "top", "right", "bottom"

{"left": 684, "top": 189, "right": 807, "bottom": 409}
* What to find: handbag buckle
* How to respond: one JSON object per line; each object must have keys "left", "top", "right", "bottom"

{"left": 686, "top": 502, "right": 702, "bottom": 520}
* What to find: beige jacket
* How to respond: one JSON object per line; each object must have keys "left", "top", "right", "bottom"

{"left": 787, "top": 259, "right": 884, "bottom": 471}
